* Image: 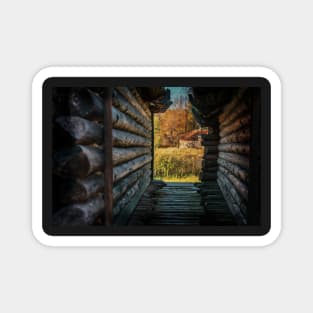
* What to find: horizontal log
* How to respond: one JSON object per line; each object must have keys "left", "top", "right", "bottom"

{"left": 113, "top": 164, "right": 150, "bottom": 203}
{"left": 55, "top": 116, "right": 103, "bottom": 145}
{"left": 113, "top": 147, "right": 151, "bottom": 166}
{"left": 218, "top": 143, "right": 250, "bottom": 155}
{"left": 218, "top": 88, "right": 247, "bottom": 124}
{"left": 113, "top": 154, "right": 152, "bottom": 182}
{"left": 218, "top": 166, "right": 248, "bottom": 200}
{"left": 219, "top": 114, "right": 251, "bottom": 137}
{"left": 54, "top": 145, "right": 104, "bottom": 178}
{"left": 217, "top": 173, "right": 247, "bottom": 223}
{"left": 113, "top": 174, "right": 150, "bottom": 221}
{"left": 220, "top": 127, "right": 250, "bottom": 144}
{"left": 220, "top": 101, "right": 249, "bottom": 129}
{"left": 113, "top": 91, "right": 152, "bottom": 130}
{"left": 58, "top": 174, "right": 104, "bottom": 204}
{"left": 112, "top": 106, "right": 150, "bottom": 138}
{"left": 218, "top": 152, "right": 249, "bottom": 169}
{"left": 69, "top": 88, "right": 104, "bottom": 121}
{"left": 129, "top": 88, "right": 152, "bottom": 117}
{"left": 53, "top": 196, "right": 105, "bottom": 225}
{"left": 112, "top": 129, "right": 151, "bottom": 147}
{"left": 217, "top": 158, "right": 249, "bottom": 183}
{"left": 116, "top": 87, "right": 151, "bottom": 121}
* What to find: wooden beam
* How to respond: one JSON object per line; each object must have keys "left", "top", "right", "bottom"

{"left": 102, "top": 88, "right": 113, "bottom": 225}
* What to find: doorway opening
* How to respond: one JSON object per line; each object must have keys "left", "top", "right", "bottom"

{"left": 153, "top": 87, "right": 205, "bottom": 183}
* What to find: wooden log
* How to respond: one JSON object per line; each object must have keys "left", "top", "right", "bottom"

{"left": 115, "top": 87, "right": 151, "bottom": 121}
{"left": 112, "top": 129, "right": 151, "bottom": 147}
{"left": 217, "top": 158, "right": 249, "bottom": 183}
{"left": 112, "top": 106, "right": 150, "bottom": 138}
{"left": 220, "top": 114, "right": 251, "bottom": 138}
{"left": 218, "top": 88, "right": 247, "bottom": 124}
{"left": 217, "top": 173, "right": 247, "bottom": 223}
{"left": 113, "top": 147, "right": 151, "bottom": 166}
{"left": 129, "top": 88, "right": 152, "bottom": 116}
{"left": 113, "top": 154, "right": 152, "bottom": 183}
{"left": 218, "top": 143, "right": 250, "bottom": 155}
{"left": 58, "top": 174, "right": 104, "bottom": 204}
{"left": 53, "top": 196, "right": 105, "bottom": 225}
{"left": 113, "top": 174, "right": 150, "bottom": 221}
{"left": 113, "top": 164, "right": 150, "bottom": 202}
{"left": 69, "top": 88, "right": 104, "bottom": 121}
{"left": 220, "top": 127, "right": 251, "bottom": 144}
{"left": 113, "top": 90, "right": 152, "bottom": 130}
{"left": 218, "top": 166, "right": 248, "bottom": 200}
{"left": 54, "top": 145, "right": 104, "bottom": 178}
{"left": 55, "top": 116, "right": 103, "bottom": 145}
{"left": 218, "top": 152, "right": 249, "bottom": 169}
{"left": 102, "top": 88, "right": 113, "bottom": 225}
{"left": 220, "top": 101, "right": 249, "bottom": 128}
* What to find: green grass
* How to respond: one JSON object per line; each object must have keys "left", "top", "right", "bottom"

{"left": 153, "top": 147, "right": 203, "bottom": 182}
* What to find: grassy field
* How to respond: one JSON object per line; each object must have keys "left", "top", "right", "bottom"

{"left": 153, "top": 147, "right": 203, "bottom": 182}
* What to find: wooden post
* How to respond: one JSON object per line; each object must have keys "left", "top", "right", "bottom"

{"left": 103, "top": 88, "right": 113, "bottom": 225}
{"left": 151, "top": 113, "right": 154, "bottom": 181}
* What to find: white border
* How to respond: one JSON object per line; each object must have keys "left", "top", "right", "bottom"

{"left": 32, "top": 67, "right": 281, "bottom": 247}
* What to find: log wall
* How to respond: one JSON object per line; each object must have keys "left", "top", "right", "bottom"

{"left": 111, "top": 88, "right": 152, "bottom": 224}
{"left": 216, "top": 89, "right": 251, "bottom": 224}
{"left": 52, "top": 88, "right": 109, "bottom": 225}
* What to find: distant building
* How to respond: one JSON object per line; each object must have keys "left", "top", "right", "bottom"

{"left": 179, "top": 129, "right": 207, "bottom": 148}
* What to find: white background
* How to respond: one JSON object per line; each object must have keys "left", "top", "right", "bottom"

{"left": 0, "top": 0, "right": 311, "bottom": 312}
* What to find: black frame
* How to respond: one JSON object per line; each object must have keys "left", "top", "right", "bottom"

{"left": 42, "top": 77, "right": 271, "bottom": 236}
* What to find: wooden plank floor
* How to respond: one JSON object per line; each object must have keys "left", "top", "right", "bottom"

{"left": 129, "top": 182, "right": 236, "bottom": 225}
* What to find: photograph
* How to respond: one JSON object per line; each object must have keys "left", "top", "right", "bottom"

{"left": 49, "top": 83, "right": 266, "bottom": 229}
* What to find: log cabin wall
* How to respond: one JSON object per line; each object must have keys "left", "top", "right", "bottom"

{"left": 216, "top": 89, "right": 251, "bottom": 224}
{"left": 52, "top": 88, "right": 109, "bottom": 225}
{"left": 112, "top": 87, "right": 153, "bottom": 224}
